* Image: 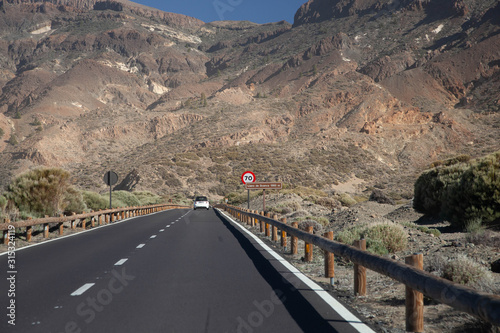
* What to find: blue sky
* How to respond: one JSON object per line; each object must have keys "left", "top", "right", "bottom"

{"left": 133, "top": 0, "right": 308, "bottom": 24}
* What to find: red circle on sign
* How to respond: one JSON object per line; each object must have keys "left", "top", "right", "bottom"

{"left": 241, "top": 171, "right": 256, "bottom": 184}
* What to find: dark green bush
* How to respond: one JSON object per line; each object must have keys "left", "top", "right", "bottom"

{"left": 414, "top": 151, "right": 500, "bottom": 229}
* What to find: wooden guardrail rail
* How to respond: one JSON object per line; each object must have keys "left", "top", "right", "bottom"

{"left": 1, "top": 203, "right": 188, "bottom": 244}
{"left": 216, "top": 204, "right": 500, "bottom": 331}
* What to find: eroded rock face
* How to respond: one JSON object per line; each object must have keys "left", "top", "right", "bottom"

{"left": 0, "top": 0, "right": 498, "bottom": 195}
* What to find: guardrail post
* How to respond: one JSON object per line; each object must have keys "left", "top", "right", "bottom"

{"left": 280, "top": 217, "right": 287, "bottom": 249}
{"left": 71, "top": 213, "right": 77, "bottom": 229}
{"left": 260, "top": 211, "right": 264, "bottom": 233}
{"left": 26, "top": 225, "right": 32, "bottom": 242}
{"left": 354, "top": 239, "right": 367, "bottom": 296}
{"left": 99, "top": 213, "right": 103, "bottom": 226}
{"left": 305, "top": 226, "right": 314, "bottom": 262}
{"left": 59, "top": 221, "right": 64, "bottom": 235}
{"left": 406, "top": 253, "right": 424, "bottom": 333}
{"left": 265, "top": 212, "right": 271, "bottom": 237}
{"left": 272, "top": 214, "right": 278, "bottom": 242}
{"left": 43, "top": 223, "right": 49, "bottom": 238}
{"left": 324, "top": 231, "right": 335, "bottom": 285}
{"left": 291, "top": 222, "right": 298, "bottom": 255}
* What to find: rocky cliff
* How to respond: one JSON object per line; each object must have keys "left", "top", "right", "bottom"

{"left": 0, "top": 0, "right": 498, "bottom": 197}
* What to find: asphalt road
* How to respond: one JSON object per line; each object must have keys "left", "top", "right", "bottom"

{"left": 1, "top": 208, "right": 375, "bottom": 333}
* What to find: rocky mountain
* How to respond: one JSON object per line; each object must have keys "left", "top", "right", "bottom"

{"left": 0, "top": 0, "right": 499, "bottom": 199}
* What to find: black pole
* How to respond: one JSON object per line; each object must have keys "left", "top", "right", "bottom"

{"left": 247, "top": 189, "right": 250, "bottom": 209}
{"left": 108, "top": 171, "right": 112, "bottom": 209}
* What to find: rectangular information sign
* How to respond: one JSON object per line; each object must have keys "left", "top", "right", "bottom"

{"left": 245, "top": 182, "right": 282, "bottom": 190}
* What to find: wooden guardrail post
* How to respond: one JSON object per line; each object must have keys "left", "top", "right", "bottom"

{"left": 265, "top": 212, "right": 271, "bottom": 237}
{"left": 26, "top": 225, "right": 32, "bottom": 242}
{"left": 291, "top": 222, "right": 298, "bottom": 255}
{"left": 71, "top": 213, "right": 77, "bottom": 229}
{"left": 280, "top": 217, "right": 287, "bottom": 249}
{"left": 260, "top": 211, "right": 265, "bottom": 233}
{"left": 324, "top": 231, "right": 335, "bottom": 285}
{"left": 59, "top": 221, "right": 64, "bottom": 235}
{"left": 406, "top": 253, "right": 424, "bottom": 333}
{"left": 354, "top": 239, "right": 367, "bottom": 296}
{"left": 43, "top": 223, "right": 49, "bottom": 238}
{"left": 305, "top": 226, "right": 314, "bottom": 262}
{"left": 272, "top": 214, "right": 278, "bottom": 242}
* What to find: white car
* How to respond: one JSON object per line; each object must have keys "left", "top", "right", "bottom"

{"left": 193, "top": 196, "right": 210, "bottom": 210}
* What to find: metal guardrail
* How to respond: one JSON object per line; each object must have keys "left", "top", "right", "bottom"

{"left": 217, "top": 204, "right": 500, "bottom": 331}
{"left": 1, "top": 204, "right": 189, "bottom": 243}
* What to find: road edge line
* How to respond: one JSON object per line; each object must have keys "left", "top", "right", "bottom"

{"left": 216, "top": 208, "right": 376, "bottom": 333}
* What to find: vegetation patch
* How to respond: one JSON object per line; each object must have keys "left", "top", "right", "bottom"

{"left": 335, "top": 223, "right": 408, "bottom": 255}
{"left": 414, "top": 151, "right": 500, "bottom": 229}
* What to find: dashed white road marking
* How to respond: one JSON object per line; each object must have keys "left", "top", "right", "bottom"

{"left": 150, "top": 235, "right": 157, "bottom": 239}
{"left": 71, "top": 283, "right": 95, "bottom": 296}
{"left": 114, "top": 259, "right": 128, "bottom": 266}
{"left": 136, "top": 244, "right": 145, "bottom": 248}
{"left": 159, "top": 229, "right": 165, "bottom": 232}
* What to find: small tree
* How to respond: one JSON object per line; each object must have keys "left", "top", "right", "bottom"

{"left": 6, "top": 167, "right": 73, "bottom": 217}
{"left": 8, "top": 135, "right": 18, "bottom": 145}
{"left": 312, "top": 64, "right": 318, "bottom": 76}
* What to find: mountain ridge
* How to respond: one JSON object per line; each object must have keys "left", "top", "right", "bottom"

{"left": 0, "top": 0, "right": 499, "bottom": 198}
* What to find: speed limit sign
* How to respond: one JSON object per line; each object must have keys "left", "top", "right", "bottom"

{"left": 241, "top": 171, "right": 256, "bottom": 184}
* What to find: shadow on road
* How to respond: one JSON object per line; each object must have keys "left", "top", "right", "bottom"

{"left": 215, "top": 209, "right": 342, "bottom": 332}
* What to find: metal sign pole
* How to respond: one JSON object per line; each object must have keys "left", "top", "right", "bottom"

{"left": 247, "top": 189, "right": 250, "bottom": 209}
{"left": 109, "top": 175, "right": 112, "bottom": 209}
{"left": 263, "top": 189, "right": 266, "bottom": 212}
{"left": 103, "top": 171, "right": 118, "bottom": 210}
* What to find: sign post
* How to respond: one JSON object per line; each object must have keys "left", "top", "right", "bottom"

{"left": 103, "top": 171, "right": 118, "bottom": 209}
{"left": 241, "top": 171, "right": 256, "bottom": 209}
{"left": 245, "top": 182, "right": 283, "bottom": 212}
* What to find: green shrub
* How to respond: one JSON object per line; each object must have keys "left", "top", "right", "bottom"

{"left": 338, "top": 193, "right": 357, "bottom": 207}
{"left": 335, "top": 227, "right": 363, "bottom": 245}
{"left": 133, "top": 191, "right": 162, "bottom": 206}
{"left": 111, "top": 191, "right": 140, "bottom": 207}
{"left": 63, "top": 187, "right": 86, "bottom": 214}
{"left": 414, "top": 151, "right": 500, "bottom": 229}
{"left": 442, "top": 256, "right": 493, "bottom": 291}
{"left": 82, "top": 191, "right": 109, "bottom": 211}
{"left": 6, "top": 167, "right": 72, "bottom": 217}
{"left": 0, "top": 195, "right": 6, "bottom": 219}
{"left": 335, "top": 223, "right": 408, "bottom": 254}
{"left": 364, "top": 224, "right": 408, "bottom": 253}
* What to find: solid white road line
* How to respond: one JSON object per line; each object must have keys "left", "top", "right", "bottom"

{"left": 217, "top": 209, "right": 376, "bottom": 333}
{"left": 114, "top": 259, "right": 128, "bottom": 266}
{"left": 71, "top": 283, "right": 95, "bottom": 296}
{"left": 136, "top": 244, "right": 145, "bottom": 249}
